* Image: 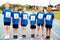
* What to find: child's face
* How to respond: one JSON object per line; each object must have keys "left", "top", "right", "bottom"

{"left": 14, "top": 7, "right": 18, "bottom": 11}
{"left": 23, "top": 8, "right": 26, "bottom": 12}
{"left": 39, "top": 6, "right": 43, "bottom": 12}
{"left": 5, "top": 3, "right": 10, "bottom": 8}
{"left": 47, "top": 7, "right": 52, "bottom": 12}
{"left": 32, "top": 10, "right": 35, "bottom": 13}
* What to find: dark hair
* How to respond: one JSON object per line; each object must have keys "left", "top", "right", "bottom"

{"left": 22, "top": 6, "right": 26, "bottom": 10}
{"left": 48, "top": 6, "right": 52, "bottom": 8}
{"left": 13, "top": 5, "right": 18, "bottom": 8}
{"left": 22, "top": 6, "right": 26, "bottom": 12}
{"left": 31, "top": 7, "right": 35, "bottom": 10}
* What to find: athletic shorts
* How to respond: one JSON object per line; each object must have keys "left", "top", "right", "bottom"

{"left": 4, "top": 22, "right": 11, "bottom": 25}
{"left": 45, "top": 24, "right": 52, "bottom": 29}
{"left": 21, "top": 24, "right": 27, "bottom": 27}
{"left": 37, "top": 23, "right": 44, "bottom": 26}
{"left": 30, "top": 25, "right": 36, "bottom": 29}
{"left": 13, "top": 24, "right": 18, "bottom": 28}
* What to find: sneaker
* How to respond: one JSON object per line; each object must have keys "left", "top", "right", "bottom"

{"left": 4, "top": 35, "right": 10, "bottom": 39}
{"left": 46, "top": 36, "right": 50, "bottom": 39}
{"left": 22, "top": 35, "right": 26, "bottom": 38}
{"left": 35, "top": 34, "right": 39, "bottom": 39}
{"left": 31, "top": 34, "right": 35, "bottom": 38}
{"left": 42, "top": 35, "right": 44, "bottom": 39}
{"left": 13, "top": 35, "right": 18, "bottom": 39}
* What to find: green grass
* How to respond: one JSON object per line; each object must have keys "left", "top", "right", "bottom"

{"left": 0, "top": 10, "right": 2, "bottom": 14}
{"left": 0, "top": 10, "right": 60, "bottom": 20}
{"left": 54, "top": 11, "right": 60, "bottom": 20}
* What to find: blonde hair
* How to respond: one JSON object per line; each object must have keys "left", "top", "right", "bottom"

{"left": 5, "top": 2, "right": 10, "bottom": 7}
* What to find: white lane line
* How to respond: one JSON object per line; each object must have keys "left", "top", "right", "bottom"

{"left": 52, "top": 29, "right": 60, "bottom": 38}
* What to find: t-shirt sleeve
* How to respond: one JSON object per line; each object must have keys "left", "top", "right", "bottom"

{"left": 20, "top": 13, "right": 22, "bottom": 18}
{"left": 44, "top": 14, "right": 46, "bottom": 18}
{"left": 11, "top": 12, "right": 12, "bottom": 17}
{"left": 29, "top": 15, "right": 31, "bottom": 20}
{"left": 36, "top": 12, "right": 38, "bottom": 19}
{"left": 35, "top": 14, "right": 37, "bottom": 19}
{"left": 52, "top": 13, "right": 54, "bottom": 20}
{"left": 19, "top": 12, "right": 20, "bottom": 17}
{"left": 2, "top": 9, "right": 4, "bottom": 15}
{"left": 44, "top": 13, "right": 46, "bottom": 18}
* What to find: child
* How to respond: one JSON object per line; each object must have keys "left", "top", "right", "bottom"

{"left": 20, "top": 7, "right": 28, "bottom": 38}
{"left": 2, "top": 2, "right": 11, "bottom": 39}
{"left": 36, "top": 6, "right": 45, "bottom": 38}
{"left": 45, "top": 6, "right": 54, "bottom": 39}
{"left": 29, "top": 8, "right": 36, "bottom": 38}
{"left": 11, "top": 5, "right": 20, "bottom": 39}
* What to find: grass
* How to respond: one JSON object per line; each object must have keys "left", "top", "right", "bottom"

{"left": 54, "top": 11, "right": 60, "bottom": 20}
{"left": 0, "top": 10, "right": 2, "bottom": 14}
{"left": 0, "top": 10, "right": 60, "bottom": 20}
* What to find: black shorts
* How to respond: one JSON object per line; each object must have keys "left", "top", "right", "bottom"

{"left": 13, "top": 24, "right": 18, "bottom": 28}
{"left": 30, "top": 25, "right": 36, "bottom": 29}
{"left": 21, "top": 24, "right": 27, "bottom": 27}
{"left": 37, "top": 24, "right": 44, "bottom": 26}
{"left": 45, "top": 24, "right": 52, "bottom": 29}
{"left": 4, "top": 22, "right": 11, "bottom": 25}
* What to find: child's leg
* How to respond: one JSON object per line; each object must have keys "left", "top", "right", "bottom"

{"left": 22, "top": 27, "right": 26, "bottom": 38}
{"left": 46, "top": 28, "right": 49, "bottom": 36}
{"left": 5, "top": 25, "right": 10, "bottom": 35}
{"left": 49, "top": 28, "right": 51, "bottom": 36}
{"left": 41, "top": 25, "right": 44, "bottom": 35}
{"left": 35, "top": 25, "right": 40, "bottom": 38}
{"left": 31, "top": 29, "right": 35, "bottom": 38}
{"left": 5, "top": 25, "right": 10, "bottom": 39}
{"left": 37, "top": 26, "right": 40, "bottom": 35}
{"left": 13, "top": 28, "right": 18, "bottom": 39}
{"left": 31, "top": 29, "right": 35, "bottom": 34}
{"left": 13, "top": 28, "right": 18, "bottom": 35}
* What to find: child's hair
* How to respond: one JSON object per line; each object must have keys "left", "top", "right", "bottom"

{"left": 5, "top": 2, "right": 10, "bottom": 5}
{"left": 5, "top": 2, "right": 10, "bottom": 7}
{"left": 31, "top": 7, "right": 35, "bottom": 11}
{"left": 22, "top": 6, "right": 26, "bottom": 11}
{"left": 22, "top": 6, "right": 26, "bottom": 9}
{"left": 39, "top": 6, "right": 43, "bottom": 8}
{"left": 48, "top": 5, "right": 52, "bottom": 8}
{"left": 13, "top": 5, "right": 18, "bottom": 8}
{"left": 39, "top": 6, "right": 44, "bottom": 12}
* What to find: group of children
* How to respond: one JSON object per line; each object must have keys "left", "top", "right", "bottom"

{"left": 2, "top": 2, "right": 54, "bottom": 39}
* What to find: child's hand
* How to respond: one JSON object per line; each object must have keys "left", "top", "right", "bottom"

{"left": 36, "top": 21, "right": 38, "bottom": 26}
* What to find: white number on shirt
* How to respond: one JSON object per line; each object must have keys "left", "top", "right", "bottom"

{"left": 6, "top": 12, "right": 11, "bottom": 18}
{"left": 46, "top": 15, "right": 51, "bottom": 20}
{"left": 31, "top": 16, "right": 35, "bottom": 21}
{"left": 23, "top": 14, "right": 27, "bottom": 20}
{"left": 14, "top": 14, "right": 19, "bottom": 19}
{"left": 38, "top": 14, "right": 43, "bottom": 19}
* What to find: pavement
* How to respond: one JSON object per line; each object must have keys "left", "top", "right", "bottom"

{"left": 0, "top": 14, "right": 60, "bottom": 40}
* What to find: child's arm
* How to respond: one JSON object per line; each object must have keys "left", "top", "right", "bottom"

{"left": 44, "top": 14, "right": 46, "bottom": 24}
{"left": 19, "top": 17, "right": 21, "bottom": 25}
{"left": 52, "top": 13, "right": 54, "bottom": 20}
{"left": 11, "top": 12, "right": 13, "bottom": 25}
{"left": 19, "top": 12, "right": 21, "bottom": 25}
